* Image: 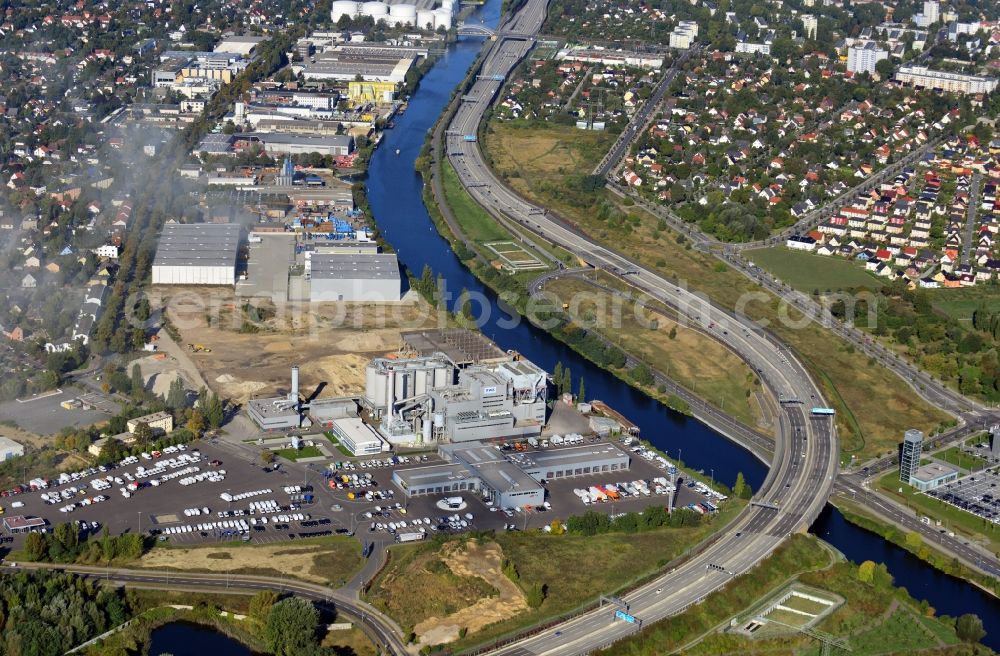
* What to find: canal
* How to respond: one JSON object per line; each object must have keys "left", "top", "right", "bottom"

{"left": 364, "top": 0, "right": 1000, "bottom": 647}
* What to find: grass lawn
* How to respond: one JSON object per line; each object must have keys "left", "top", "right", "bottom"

{"left": 441, "top": 159, "right": 513, "bottom": 243}
{"left": 928, "top": 286, "right": 1000, "bottom": 323}
{"left": 744, "top": 247, "right": 887, "bottom": 293}
{"left": 876, "top": 470, "right": 1000, "bottom": 553}
{"left": 934, "top": 446, "right": 988, "bottom": 472}
{"left": 482, "top": 122, "right": 953, "bottom": 462}
{"left": 322, "top": 431, "right": 354, "bottom": 457}
{"left": 542, "top": 273, "right": 768, "bottom": 430}
{"left": 274, "top": 445, "right": 324, "bottom": 461}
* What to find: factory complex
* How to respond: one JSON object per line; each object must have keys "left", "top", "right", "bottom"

{"left": 243, "top": 330, "right": 627, "bottom": 496}
{"left": 243, "top": 329, "right": 635, "bottom": 510}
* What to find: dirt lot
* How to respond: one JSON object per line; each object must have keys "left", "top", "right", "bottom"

{"left": 157, "top": 289, "right": 441, "bottom": 403}
{"left": 414, "top": 541, "right": 527, "bottom": 648}
{"left": 138, "top": 537, "right": 362, "bottom": 586}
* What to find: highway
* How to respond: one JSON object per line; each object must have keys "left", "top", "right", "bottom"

{"left": 445, "top": 1, "right": 839, "bottom": 653}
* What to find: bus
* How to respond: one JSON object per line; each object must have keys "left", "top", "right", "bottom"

{"left": 810, "top": 407, "right": 835, "bottom": 416}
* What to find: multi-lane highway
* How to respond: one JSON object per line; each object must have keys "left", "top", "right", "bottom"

{"left": 444, "top": 1, "right": 840, "bottom": 653}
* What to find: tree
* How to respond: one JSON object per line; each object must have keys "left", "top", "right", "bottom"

{"left": 525, "top": 582, "right": 547, "bottom": 609}
{"left": 875, "top": 58, "right": 895, "bottom": 80}
{"left": 265, "top": 598, "right": 320, "bottom": 656}
{"left": 186, "top": 409, "right": 206, "bottom": 434}
{"left": 630, "top": 363, "right": 654, "bottom": 386}
{"left": 561, "top": 367, "right": 572, "bottom": 397}
{"left": 23, "top": 532, "right": 47, "bottom": 561}
{"left": 249, "top": 590, "right": 280, "bottom": 629}
{"left": 205, "top": 393, "right": 225, "bottom": 429}
{"left": 733, "top": 472, "right": 752, "bottom": 499}
{"left": 553, "top": 361, "right": 564, "bottom": 393}
{"left": 858, "top": 560, "right": 876, "bottom": 583}
{"left": 166, "top": 376, "right": 187, "bottom": 410}
{"left": 132, "top": 421, "right": 153, "bottom": 446}
{"left": 905, "top": 530, "right": 922, "bottom": 550}
{"left": 577, "top": 377, "right": 586, "bottom": 403}
{"left": 955, "top": 613, "right": 986, "bottom": 643}
{"left": 261, "top": 450, "right": 276, "bottom": 465}
{"left": 54, "top": 522, "right": 79, "bottom": 551}
{"left": 130, "top": 364, "right": 144, "bottom": 395}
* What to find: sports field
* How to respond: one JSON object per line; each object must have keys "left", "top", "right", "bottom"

{"left": 745, "top": 247, "right": 886, "bottom": 292}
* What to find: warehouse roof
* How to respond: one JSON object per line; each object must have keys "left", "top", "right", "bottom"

{"left": 153, "top": 223, "right": 242, "bottom": 268}
{"left": 515, "top": 443, "right": 630, "bottom": 470}
{"left": 242, "top": 132, "right": 354, "bottom": 149}
{"left": 394, "top": 463, "right": 476, "bottom": 489}
{"left": 310, "top": 253, "right": 399, "bottom": 280}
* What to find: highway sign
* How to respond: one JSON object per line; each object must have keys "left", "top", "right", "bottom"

{"left": 614, "top": 610, "right": 637, "bottom": 624}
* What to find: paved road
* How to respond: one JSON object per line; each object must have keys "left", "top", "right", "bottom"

{"left": 444, "top": 2, "right": 839, "bottom": 653}
{"left": 4, "top": 561, "right": 409, "bottom": 654}
{"left": 591, "top": 47, "right": 695, "bottom": 178}
{"left": 961, "top": 172, "right": 982, "bottom": 266}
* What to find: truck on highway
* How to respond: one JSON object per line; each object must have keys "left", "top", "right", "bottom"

{"left": 396, "top": 531, "right": 425, "bottom": 543}
{"left": 463, "top": 135, "right": 478, "bottom": 142}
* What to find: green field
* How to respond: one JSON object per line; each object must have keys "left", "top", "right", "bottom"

{"left": 935, "top": 446, "right": 988, "bottom": 472}
{"left": 745, "top": 247, "right": 886, "bottom": 292}
{"left": 441, "top": 159, "right": 512, "bottom": 243}
{"left": 928, "top": 286, "right": 1000, "bottom": 323}
{"left": 274, "top": 445, "right": 324, "bottom": 461}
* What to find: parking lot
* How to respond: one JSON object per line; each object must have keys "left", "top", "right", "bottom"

{"left": 1, "top": 436, "right": 731, "bottom": 551}
{"left": 926, "top": 466, "right": 1000, "bottom": 524}
{"left": 0, "top": 386, "right": 120, "bottom": 435}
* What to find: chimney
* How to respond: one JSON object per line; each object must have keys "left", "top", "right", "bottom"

{"left": 291, "top": 366, "right": 300, "bottom": 401}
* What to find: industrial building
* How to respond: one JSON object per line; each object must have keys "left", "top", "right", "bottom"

{"left": 301, "top": 52, "right": 415, "bottom": 83}
{"left": 239, "top": 133, "right": 355, "bottom": 157}
{"left": 152, "top": 223, "right": 242, "bottom": 286}
{"left": 363, "top": 342, "right": 547, "bottom": 446}
{"left": 307, "top": 252, "right": 401, "bottom": 302}
{"left": 0, "top": 435, "right": 24, "bottom": 461}
{"left": 392, "top": 440, "right": 631, "bottom": 508}
{"left": 329, "top": 417, "right": 388, "bottom": 456}
{"left": 248, "top": 367, "right": 361, "bottom": 432}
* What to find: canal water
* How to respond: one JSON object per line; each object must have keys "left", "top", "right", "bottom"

{"left": 365, "top": 0, "right": 1000, "bottom": 648}
{"left": 147, "top": 621, "right": 255, "bottom": 656}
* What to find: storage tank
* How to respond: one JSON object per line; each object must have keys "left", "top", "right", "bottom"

{"left": 433, "top": 9, "right": 452, "bottom": 29}
{"left": 331, "top": 0, "right": 360, "bottom": 20}
{"left": 389, "top": 3, "right": 417, "bottom": 24}
{"left": 422, "top": 418, "right": 432, "bottom": 442}
{"left": 433, "top": 365, "right": 451, "bottom": 388}
{"left": 362, "top": 1, "right": 390, "bottom": 18}
{"left": 434, "top": 412, "right": 445, "bottom": 429}
{"left": 440, "top": 0, "right": 455, "bottom": 12}
{"left": 416, "top": 8, "right": 435, "bottom": 28}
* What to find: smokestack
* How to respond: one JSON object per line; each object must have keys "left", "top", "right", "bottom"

{"left": 291, "top": 366, "right": 300, "bottom": 401}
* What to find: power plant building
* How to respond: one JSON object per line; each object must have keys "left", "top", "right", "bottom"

{"left": 152, "top": 223, "right": 242, "bottom": 286}
{"left": 363, "top": 349, "right": 547, "bottom": 446}
{"left": 329, "top": 417, "right": 388, "bottom": 456}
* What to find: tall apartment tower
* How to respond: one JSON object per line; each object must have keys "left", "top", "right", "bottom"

{"left": 900, "top": 429, "right": 924, "bottom": 483}
{"left": 923, "top": 0, "right": 940, "bottom": 25}
{"left": 802, "top": 14, "right": 818, "bottom": 40}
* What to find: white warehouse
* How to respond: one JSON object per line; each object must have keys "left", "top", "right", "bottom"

{"left": 152, "top": 223, "right": 243, "bottom": 286}
{"left": 308, "top": 252, "right": 401, "bottom": 302}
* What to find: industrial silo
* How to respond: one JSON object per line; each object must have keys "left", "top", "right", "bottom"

{"left": 389, "top": 3, "right": 417, "bottom": 25}
{"left": 361, "top": 1, "right": 390, "bottom": 19}
{"left": 416, "top": 8, "right": 435, "bottom": 29}
{"left": 330, "top": 0, "right": 360, "bottom": 21}
{"left": 433, "top": 8, "right": 452, "bottom": 29}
